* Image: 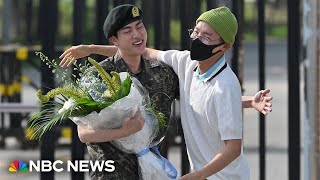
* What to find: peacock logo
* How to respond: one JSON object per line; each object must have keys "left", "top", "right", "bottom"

{"left": 9, "top": 160, "right": 28, "bottom": 172}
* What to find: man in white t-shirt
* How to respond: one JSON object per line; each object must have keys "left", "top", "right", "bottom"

{"left": 60, "top": 6, "right": 273, "bottom": 179}
{"left": 152, "top": 6, "right": 249, "bottom": 179}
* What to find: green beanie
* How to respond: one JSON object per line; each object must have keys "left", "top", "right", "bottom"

{"left": 196, "top": 6, "right": 238, "bottom": 45}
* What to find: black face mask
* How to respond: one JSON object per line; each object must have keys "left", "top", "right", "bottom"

{"left": 190, "top": 38, "right": 224, "bottom": 61}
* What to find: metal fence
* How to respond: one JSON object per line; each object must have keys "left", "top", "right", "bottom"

{"left": 0, "top": 0, "right": 301, "bottom": 180}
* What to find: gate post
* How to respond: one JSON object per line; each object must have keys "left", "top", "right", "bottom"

{"left": 39, "top": 0, "right": 58, "bottom": 179}
{"left": 153, "top": 0, "right": 162, "bottom": 50}
{"left": 303, "top": 0, "right": 320, "bottom": 179}
{"left": 257, "top": 1, "right": 266, "bottom": 180}
{"left": 231, "top": 0, "right": 244, "bottom": 86}
{"left": 287, "top": 0, "right": 301, "bottom": 180}
{"left": 71, "top": 1, "right": 86, "bottom": 180}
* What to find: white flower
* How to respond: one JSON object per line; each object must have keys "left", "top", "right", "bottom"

{"left": 103, "top": 90, "right": 112, "bottom": 98}
{"left": 58, "top": 98, "right": 76, "bottom": 114}
{"left": 80, "top": 76, "right": 107, "bottom": 102}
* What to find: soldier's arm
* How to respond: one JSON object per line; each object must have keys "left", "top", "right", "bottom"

{"left": 77, "top": 113, "right": 144, "bottom": 143}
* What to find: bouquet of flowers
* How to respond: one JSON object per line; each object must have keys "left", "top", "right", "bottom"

{"left": 28, "top": 52, "right": 177, "bottom": 180}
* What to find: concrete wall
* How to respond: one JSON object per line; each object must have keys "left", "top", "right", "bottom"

{"left": 303, "top": 0, "right": 320, "bottom": 179}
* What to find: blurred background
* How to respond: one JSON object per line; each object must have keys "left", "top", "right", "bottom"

{"left": 0, "top": 0, "right": 319, "bottom": 180}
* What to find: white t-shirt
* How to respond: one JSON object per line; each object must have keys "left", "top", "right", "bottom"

{"left": 157, "top": 50, "right": 249, "bottom": 180}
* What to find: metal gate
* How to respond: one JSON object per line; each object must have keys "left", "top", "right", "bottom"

{"left": 0, "top": 0, "right": 302, "bottom": 180}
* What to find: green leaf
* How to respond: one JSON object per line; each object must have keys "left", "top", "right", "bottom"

{"left": 114, "top": 75, "right": 132, "bottom": 100}
{"left": 150, "top": 103, "right": 167, "bottom": 130}
{"left": 27, "top": 101, "right": 66, "bottom": 140}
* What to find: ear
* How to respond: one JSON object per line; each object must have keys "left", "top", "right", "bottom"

{"left": 222, "top": 43, "right": 231, "bottom": 51}
{"left": 108, "top": 36, "right": 119, "bottom": 46}
{"left": 211, "top": 42, "right": 225, "bottom": 53}
{"left": 211, "top": 46, "right": 222, "bottom": 54}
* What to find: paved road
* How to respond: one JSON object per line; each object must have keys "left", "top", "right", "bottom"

{"left": 0, "top": 41, "right": 304, "bottom": 180}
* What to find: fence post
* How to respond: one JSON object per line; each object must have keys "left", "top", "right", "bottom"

{"left": 25, "top": 0, "right": 33, "bottom": 44}
{"left": 257, "top": 0, "right": 266, "bottom": 180}
{"left": 162, "top": 0, "right": 171, "bottom": 50}
{"left": 206, "top": 0, "right": 218, "bottom": 9}
{"left": 231, "top": 0, "right": 244, "bottom": 86}
{"left": 71, "top": 1, "right": 86, "bottom": 180}
{"left": 287, "top": 0, "right": 301, "bottom": 179}
{"left": 154, "top": 0, "right": 162, "bottom": 49}
{"left": 39, "top": 0, "right": 58, "bottom": 179}
{"left": 179, "top": 0, "right": 189, "bottom": 50}
{"left": 96, "top": 0, "right": 109, "bottom": 45}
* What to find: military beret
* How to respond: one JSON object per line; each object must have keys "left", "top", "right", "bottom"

{"left": 103, "top": 4, "right": 143, "bottom": 38}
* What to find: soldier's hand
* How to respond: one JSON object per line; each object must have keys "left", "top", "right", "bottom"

{"left": 121, "top": 111, "right": 145, "bottom": 136}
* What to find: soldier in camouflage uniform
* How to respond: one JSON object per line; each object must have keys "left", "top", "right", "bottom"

{"left": 87, "top": 51, "right": 178, "bottom": 180}
{"left": 61, "top": 4, "right": 178, "bottom": 180}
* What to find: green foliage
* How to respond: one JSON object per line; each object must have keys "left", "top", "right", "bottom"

{"left": 29, "top": 54, "right": 131, "bottom": 139}
{"left": 37, "top": 88, "right": 83, "bottom": 103}
{"left": 147, "top": 20, "right": 181, "bottom": 48}
{"left": 150, "top": 104, "right": 166, "bottom": 130}
{"left": 244, "top": 2, "right": 287, "bottom": 41}
{"left": 58, "top": 0, "right": 73, "bottom": 43}
{"left": 27, "top": 101, "right": 66, "bottom": 140}
{"left": 87, "top": 57, "right": 120, "bottom": 98}
{"left": 170, "top": 20, "right": 181, "bottom": 47}
{"left": 29, "top": 52, "right": 167, "bottom": 140}
{"left": 267, "top": 25, "right": 287, "bottom": 39}
{"left": 113, "top": 75, "right": 132, "bottom": 101}
{"left": 147, "top": 26, "right": 155, "bottom": 47}
{"left": 70, "top": 98, "right": 114, "bottom": 116}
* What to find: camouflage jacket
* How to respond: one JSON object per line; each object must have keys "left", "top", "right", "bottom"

{"left": 86, "top": 52, "right": 178, "bottom": 180}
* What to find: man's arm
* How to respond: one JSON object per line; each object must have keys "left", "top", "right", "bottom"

{"left": 180, "top": 139, "right": 241, "bottom": 180}
{"left": 142, "top": 48, "right": 159, "bottom": 61}
{"left": 59, "top": 45, "right": 118, "bottom": 67}
{"left": 242, "top": 89, "right": 273, "bottom": 115}
{"left": 59, "top": 45, "right": 159, "bottom": 67}
{"left": 77, "top": 112, "right": 144, "bottom": 143}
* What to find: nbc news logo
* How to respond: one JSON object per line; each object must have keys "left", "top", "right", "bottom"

{"left": 9, "top": 160, "right": 28, "bottom": 172}
{"left": 8, "top": 159, "right": 115, "bottom": 172}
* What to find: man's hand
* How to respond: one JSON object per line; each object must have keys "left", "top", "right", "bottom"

{"left": 180, "top": 172, "right": 205, "bottom": 180}
{"left": 121, "top": 110, "right": 145, "bottom": 136}
{"left": 142, "top": 48, "right": 151, "bottom": 60}
{"left": 252, "top": 89, "right": 273, "bottom": 115}
{"left": 59, "top": 45, "right": 91, "bottom": 67}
